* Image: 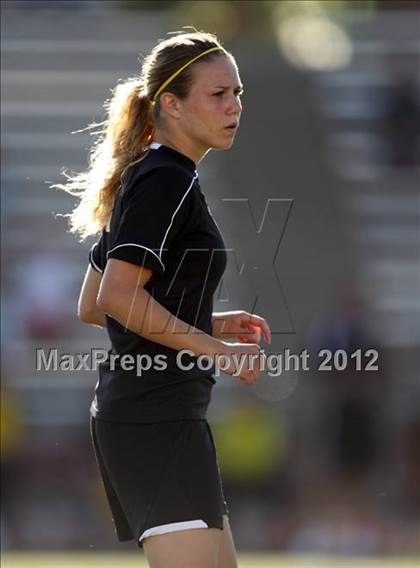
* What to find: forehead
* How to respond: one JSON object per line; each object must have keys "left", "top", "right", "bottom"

{"left": 191, "top": 55, "right": 241, "bottom": 89}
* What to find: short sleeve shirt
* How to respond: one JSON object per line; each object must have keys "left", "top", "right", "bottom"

{"left": 88, "top": 143, "right": 227, "bottom": 422}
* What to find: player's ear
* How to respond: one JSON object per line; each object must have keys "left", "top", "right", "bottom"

{"left": 160, "top": 92, "right": 182, "bottom": 119}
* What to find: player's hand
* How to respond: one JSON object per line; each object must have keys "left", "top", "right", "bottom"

{"left": 218, "top": 342, "right": 267, "bottom": 386}
{"left": 212, "top": 310, "right": 271, "bottom": 345}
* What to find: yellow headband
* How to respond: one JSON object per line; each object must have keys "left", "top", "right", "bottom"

{"left": 151, "top": 46, "right": 226, "bottom": 106}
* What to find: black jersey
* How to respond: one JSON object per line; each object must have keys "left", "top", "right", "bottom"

{"left": 87, "top": 142, "right": 228, "bottom": 422}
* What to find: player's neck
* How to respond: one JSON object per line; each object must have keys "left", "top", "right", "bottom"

{"left": 151, "top": 131, "right": 210, "bottom": 166}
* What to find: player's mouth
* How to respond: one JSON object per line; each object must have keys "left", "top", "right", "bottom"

{"left": 224, "top": 122, "right": 239, "bottom": 133}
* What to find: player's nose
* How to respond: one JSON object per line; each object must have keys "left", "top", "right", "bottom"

{"left": 227, "top": 93, "right": 242, "bottom": 115}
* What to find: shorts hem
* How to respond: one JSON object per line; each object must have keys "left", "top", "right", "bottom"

{"left": 139, "top": 519, "right": 208, "bottom": 542}
{"left": 136, "top": 515, "right": 225, "bottom": 548}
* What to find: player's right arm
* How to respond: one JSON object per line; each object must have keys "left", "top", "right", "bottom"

{"left": 97, "top": 258, "right": 265, "bottom": 385}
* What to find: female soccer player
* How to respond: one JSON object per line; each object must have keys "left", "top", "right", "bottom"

{"left": 56, "top": 30, "right": 271, "bottom": 568}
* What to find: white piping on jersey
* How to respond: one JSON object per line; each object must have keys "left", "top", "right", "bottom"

{"left": 89, "top": 242, "right": 103, "bottom": 273}
{"left": 159, "top": 173, "right": 197, "bottom": 260}
{"left": 139, "top": 519, "right": 208, "bottom": 542}
{"left": 106, "top": 172, "right": 198, "bottom": 272}
{"left": 107, "top": 243, "right": 165, "bottom": 271}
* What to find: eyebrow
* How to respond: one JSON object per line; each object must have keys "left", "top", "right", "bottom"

{"left": 211, "top": 85, "right": 244, "bottom": 90}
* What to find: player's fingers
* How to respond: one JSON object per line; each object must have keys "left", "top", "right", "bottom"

{"left": 247, "top": 315, "right": 271, "bottom": 344}
{"left": 240, "top": 367, "right": 261, "bottom": 385}
{"left": 238, "top": 332, "right": 260, "bottom": 343}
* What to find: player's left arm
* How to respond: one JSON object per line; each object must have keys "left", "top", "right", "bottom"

{"left": 77, "top": 264, "right": 107, "bottom": 328}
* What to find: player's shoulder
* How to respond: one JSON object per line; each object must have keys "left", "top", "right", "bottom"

{"left": 122, "top": 150, "right": 197, "bottom": 203}
{"left": 127, "top": 145, "right": 195, "bottom": 178}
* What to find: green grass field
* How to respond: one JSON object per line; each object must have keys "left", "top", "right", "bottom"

{"left": 1, "top": 553, "right": 419, "bottom": 568}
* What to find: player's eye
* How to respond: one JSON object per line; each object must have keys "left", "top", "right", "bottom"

{"left": 212, "top": 89, "right": 244, "bottom": 97}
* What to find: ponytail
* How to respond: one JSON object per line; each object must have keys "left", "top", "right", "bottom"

{"left": 50, "top": 77, "right": 154, "bottom": 241}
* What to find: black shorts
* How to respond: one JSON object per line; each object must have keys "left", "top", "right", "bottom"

{"left": 90, "top": 416, "right": 229, "bottom": 547}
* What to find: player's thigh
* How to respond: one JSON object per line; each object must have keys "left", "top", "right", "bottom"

{"left": 218, "top": 515, "right": 238, "bottom": 568}
{"left": 143, "top": 527, "right": 220, "bottom": 568}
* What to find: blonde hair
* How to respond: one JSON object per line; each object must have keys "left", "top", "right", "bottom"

{"left": 51, "top": 30, "right": 229, "bottom": 241}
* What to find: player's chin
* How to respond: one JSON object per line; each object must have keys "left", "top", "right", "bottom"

{"left": 213, "top": 132, "right": 237, "bottom": 149}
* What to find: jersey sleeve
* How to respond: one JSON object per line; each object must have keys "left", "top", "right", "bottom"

{"left": 107, "top": 167, "right": 196, "bottom": 274}
{"left": 88, "top": 229, "right": 106, "bottom": 274}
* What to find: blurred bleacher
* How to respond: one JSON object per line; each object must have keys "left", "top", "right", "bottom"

{"left": 312, "top": 10, "right": 419, "bottom": 348}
